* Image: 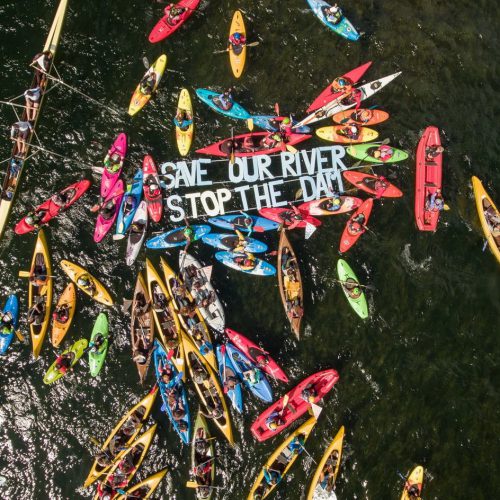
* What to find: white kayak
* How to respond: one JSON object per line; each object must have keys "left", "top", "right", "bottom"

{"left": 125, "top": 200, "right": 148, "bottom": 266}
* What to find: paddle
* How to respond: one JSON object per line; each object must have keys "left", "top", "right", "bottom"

{"left": 339, "top": 105, "right": 380, "bottom": 124}
{"left": 331, "top": 277, "right": 376, "bottom": 291}
{"left": 221, "top": 344, "right": 227, "bottom": 389}
{"left": 247, "top": 118, "right": 254, "bottom": 131}
{"left": 229, "top": 127, "right": 236, "bottom": 165}
{"left": 14, "top": 330, "right": 26, "bottom": 343}
{"left": 114, "top": 489, "right": 142, "bottom": 499}
{"left": 192, "top": 455, "right": 218, "bottom": 471}
{"left": 213, "top": 41, "right": 260, "bottom": 54}
{"left": 185, "top": 482, "right": 225, "bottom": 490}
{"left": 297, "top": 442, "right": 317, "bottom": 464}
{"left": 279, "top": 394, "right": 290, "bottom": 417}
{"left": 18, "top": 271, "right": 56, "bottom": 279}
{"left": 351, "top": 138, "right": 391, "bottom": 168}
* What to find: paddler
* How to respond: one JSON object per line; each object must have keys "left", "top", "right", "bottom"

{"left": 324, "top": 192, "right": 342, "bottom": 211}
{"left": 339, "top": 123, "right": 361, "bottom": 140}
{"left": 123, "top": 194, "right": 136, "bottom": 215}
{"left": 243, "top": 368, "right": 261, "bottom": 386}
{"left": 240, "top": 211, "right": 254, "bottom": 236}
{"left": 235, "top": 251, "right": 257, "bottom": 271}
{"left": 263, "top": 466, "right": 282, "bottom": 486}
{"left": 241, "top": 134, "right": 256, "bottom": 152}
{"left": 145, "top": 176, "right": 161, "bottom": 198}
{"left": 223, "top": 373, "right": 239, "bottom": 393}
{"left": 301, "top": 385, "right": 317, "bottom": 403}
{"left": 319, "top": 451, "right": 339, "bottom": 488}
{"left": 278, "top": 117, "right": 293, "bottom": 137}
{"left": 260, "top": 132, "right": 282, "bottom": 149}
{"left": 0, "top": 312, "right": 14, "bottom": 337}
{"left": 371, "top": 144, "right": 394, "bottom": 162}
{"left": 77, "top": 274, "right": 97, "bottom": 296}
{"left": 324, "top": 3, "right": 343, "bottom": 24}
{"left": 373, "top": 175, "right": 389, "bottom": 198}
{"left": 51, "top": 189, "right": 73, "bottom": 208}
{"left": 100, "top": 198, "right": 117, "bottom": 221}
{"left": 229, "top": 31, "right": 247, "bottom": 50}
{"left": 331, "top": 75, "right": 353, "bottom": 94}
{"left": 52, "top": 303, "right": 70, "bottom": 324}
{"left": 283, "top": 204, "right": 305, "bottom": 230}
{"left": 166, "top": 3, "right": 187, "bottom": 25}
{"left": 352, "top": 108, "right": 373, "bottom": 124}
{"left": 24, "top": 86, "right": 42, "bottom": 121}
{"left": 348, "top": 213, "right": 366, "bottom": 234}
{"left": 201, "top": 398, "right": 224, "bottom": 419}
{"left": 24, "top": 210, "right": 46, "bottom": 229}
{"left": 10, "top": 120, "right": 33, "bottom": 156}
{"left": 485, "top": 206, "right": 500, "bottom": 236}
{"left": 231, "top": 229, "right": 250, "bottom": 253}
{"left": 265, "top": 410, "right": 285, "bottom": 431}
{"left": 426, "top": 189, "right": 445, "bottom": 212}
{"left": 216, "top": 88, "right": 234, "bottom": 111}
{"left": 139, "top": 71, "right": 157, "bottom": 97}
{"left": 104, "top": 152, "right": 122, "bottom": 172}
{"left": 407, "top": 484, "right": 421, "bottom": 498}
{"left": 89, "top": 333, "right": 106, "bottom": 353}
{"left": 343, "top": 280, "right": 361, "bottom": 299}
{"left": 425, "top": 144, "right": 444, "bottom": 161}
{"left": 31, "top": 50, "right": 53, "bottom": 86}
{"left": 173, "top": 108, "right": 193, "bottom": 131}
{"left": 288, "top": 434, "right": 305, "bottom": 455}
{"left": 192, "top": 362, "right": 209, "bottom": 384}
{"left": 54, "top": 351, "right": 74, "bottom": 375}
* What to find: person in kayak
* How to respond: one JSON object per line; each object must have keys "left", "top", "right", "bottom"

{"left": 280, "top": 205, "right": 305, "bottom": 230}
{"left": 11, "top": 120, "right": 33, "bottom": 156}
{"left": 31, "top": 50, "right": 53, "bottom": 86}
{"left": 231, "top": 229, "right": 250, "bottom": 253}
{"left": 139, "top": 71, "right": 157, "bottom": 96}
{"left": 279, "top": 117, "right": 293, "bottom": 137}
{"left": 200, "top": 397, "right": 224, "bottom": 419}
{"left": 239, "top": 212, "right": 254, "bottom": 235}
{"left": 24, "top": 210, "right": 46, "bottom": 229}
{"left": 229, "top": 31, "right": 247, "bottom": 52}
{"left": 234, "top": 251, "right": 256, "bottom": 271}
{"left": 343, "top": 280, "right": 362, "bottom": 299}
{"left": 260, "top": 132, "right": 282, "bottom": 150}
{"left": 52, "top": 303, "right": 70, "bottom": 323}
{"left": 27, "top": 299, "right": 45, "bottom": 326}
{"left": 89, "top": 333, "right": 106, "bottom": 353}
{"left": 425, "top": 144, "right": 444, "bottom": 161}
{"left": 352, "top": 108, "right": 373, "bottom": 124}
{"left": 407, "top": 484, "right": 421, "bottom": 498}
{"left": 332, "top": 76, "right": 353, "bottom": 94}
{"left": 55, "top": 351, "right": 74, "bottom": 374}
{"left": 100, "top": 198, "right": 118, "bottom": 220}
{"left": 0, "top": 312, "right": 14, "bottom": 333}
{"left": 173, "top": 108, "right": 193, "bottom": 131}
{"left": 243, "top": 367, "right": 261, "bottom": 386}
{"left": 77, "top": 274, "right": 96, "bottom": 296}
{"left": 240, "top": 134, "right": 257, "bottom": 153}
{"left": 263, "top": 466, "right": 282, "bottom": 486}
{"left": 324, "top": 3, "right": 343, "bottom": 24}
{"left": 319, "top": 450, "right": 339, "bottom": 488}
{"left": 287, "top": 434, "right": 305, "bottom": 455}
{"left": 324, "top": 192, "right": 343, "bottom": 211}
{"left": 216, "top": 88, "right": 234, "bottom": 111}
{"left": 24, "top": 86, "right": 42, "bottom": 121}
{"left": 340, "top": 123, "right": 360, "bottom": 140}
{"left": 192, "top": 361, "right": 209, "bottom": 384}
{"left": 166, "top": 4, "right": 187, "bottom": 25}
{"left": 359, "top": 175, "right": 388, "bottom": 197}
{"left": 266, "top": 410, "right": 285, "bottom": 430}
{"left": 485, "top": 205, "right": 500, "bottom": 236}
{"left": 371, "top": 144, "right": 394, "bottom": 162}
{"left": 104, "top": 151, "right": 122, "bottom": 172}
{"left": 123, "top": 194, "right": 136, "bottom": 216}
{"left": 223, "top": 372, "right": 239, "bottom": 393}
{"left": 426, "top": 189, "right": 445, "bottom": 212}
{"left": 348, "top": 213, "right": 366, "bottom": 235}
{"left": 301, "top": 385, "right": 317, "bottom": 403}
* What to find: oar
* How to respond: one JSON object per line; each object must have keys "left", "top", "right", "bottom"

{"left": 185, "top": 481, "right": 225, "bottom": 490}
{"left": 351, "top": 138, "right": 391, "bottom": 168}
{"left": 213, "top": 41, "right": 260, "bottom": 54}
{"left": 192, "top": 455, "right": 218, "bottom": 471}
{"left": 331, "top": 277, "right": 376, "bottom": 291}
{"left": 229, "top": 128, "right": 236, "bottom": 165}
{"left": 279, "top": 394, "right": 289, "bottom": 417}
{"left": 18, "top": 271, "right": 57, "bottom": 279}
{"left": 297, "top": 443, "right": 317, "bottom": 464}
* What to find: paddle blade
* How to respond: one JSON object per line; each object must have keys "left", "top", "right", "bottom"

{"left": 247, "top": 118, "right": 254, "bottom": 131}
{"left": 281, "top": 394, "right": 289, "bottom": 412}
{"left": 310, "top": 402, "right": 323, "bottom": 420}
{"left": 91, "top": 166, "right": 104, "bottom": 175}
{"left": 274, "top": 102, "right": 280, "bottom": 116}
{"left": 443, "top": 203, "right": 450, "bottom": 211}
{"left": 304, "top": 223, "right": 317, "bottom": 240}
{"left": 121, "top": 299, "right": 132, "bottom": 313}
{"left": 294, "top": 188, "right": 303, "bottom": 201}
{"left": 142, "top": 56, "right": 150, "bottom": 69}
{"left": 112, "top": 233, "right": 125, "bottom": 241}
{"left": 186, "top": 481, "right": 199, "bottom": 489}
{"left": 286, "top": 144, "right": 298, "bottom": 154}
{"left": 14, "top": 330, "right": 25, "bottom": 342}
{"left": 167, "top": 349, "right": 175, "bottom": 360}
{"left": 18, "top": 270, "right": 30, "bottom": 278}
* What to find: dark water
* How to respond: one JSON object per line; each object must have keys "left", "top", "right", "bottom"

{"left": 0, "top": 0, "right": 499, "bottom": 499}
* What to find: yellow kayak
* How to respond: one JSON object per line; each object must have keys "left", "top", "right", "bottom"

{"left": 307, "top": 426, "right": 345, "bottom": 499}
{"left": 51, "top": 282, "right": 76, "bottom": 347}
{"left": 229, "top": 10, "right": 246, "bottom": 78}
{"left": 27, "top": 229, "right": 53, "bottom": 358}
{"left": 401, "top": 465, "right": 424, "bottom": 500}
{"left": 115, "top": 468, "right": 168, "bottom": 499}
{"left": 248, "top": 417, "right": 317, "bottom": 499}
{"left": 175, "top": 88, "right": 194, "bottom": 156}
{"left": 128, "top": 54, "right": 167, "bottom": 116}
{"left": 60, "top": 260, "right": 113, "bottom": 306}
{"left": 472, "top": 176, "right": 500, "bottom": 264}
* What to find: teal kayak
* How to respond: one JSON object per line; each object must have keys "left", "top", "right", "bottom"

{"left": 43, "top": 339, "right": 88, "bottom": 384}
{"left": 88, "top": 313, "right": 109, "bottom": 376}
{"left": 337, "top": 259, "right": 368, "bottom": 319}
{"left": 196, "top": 88, "right": 250, "bottom": 120}
{"left": 306, "top": 0, "right": 360, "bottom": 41}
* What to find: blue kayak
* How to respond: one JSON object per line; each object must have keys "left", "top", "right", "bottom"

{"left": 202, "top": 233, "right": 268, "bottom": 253}
{"left": 307, "top": 0, "right": 360, "bottom": 41}
{"left": 215, "top": 251, "right": 276, "bottom": 277}
{"left": 153, "top": 340, "right": 191, "bottom": 444}
{"left": 251, "top": 115, "right": 312, "bottom": 135}
{"left": 115, "top": 169, "right": 143, "bottom": 239}
{"left": 146, "top": 224, "right": 211, "bottom": 249}
{"left": 196, "top": 88, "right": 251, "bottom": 120}
{"left": 216, "top": 345, "right": 243, "bottom": 413}
{"left": 225, "top": 343, "right": 273, "bottom": 403}
{"left": 208, "top": 215, "right": 279, "bottom": 233}
{"left": 0, "top": 295, "right": 19, "bottom": 355}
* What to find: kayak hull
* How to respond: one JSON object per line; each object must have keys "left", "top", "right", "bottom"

{"left": 259, "top": 207, "right": 321, "bottom": 228}
{"left": 196, "top": 88, "right": 250, "bottom": 120}
{"left": 115, "top": 169, "right": 143, "bottom": 238}
{"left": 208, "top": 214, "right": 279, "bottom": 232}
{"left": 343, "top": 170, "right": 403, "bottom": 198}
{"left": 146, "top": 224, "right": 211, "bottom": 249}
{"left": 149, "top": 0, "right": 200, "bottom": 43}
{"left": 339, "top": 198, "right": 374, "bottom": 252}
{"left": 0, "top": 295, "right": 19, "bottom": 355}
{"left": 101, "top": 133, "right": 126, "bottom": 199}
{"left": 51, "top": 282, "right": 76, "bottom": 347}
{"left": 94, "top": 179, "right": 124, "bottom": 243}
{"left": 202, "top": 232, "right": 268, "bottom": 253}
{"left": 125, "top": 200, "right": 148, "bottom": 266}
{"left": 88, "top": 312, "right": 109, "bottom": 376}
{"left": 337, "top": 259, "right": 368, "bottom": 318}
{"left": 216, "top": 344, "right": 244, "bottom": 413}
{"left": 316, "top": 125, "right": 379, "bottom": 143}
{"left": 43, "top": 338, "right": 88, "bottom": 384}
{"left": 332, "top": 108, "right": 390, "bottom": 126}
{"left": 175, "top": 88, "right": 194, "bottom": 157}
{"left": 299, "top": 196, "right": 362, "bottom": 216}
{"left": 307, "top": 0, "right": 360, "bottom": 41}
{"left": 251, "top": 115, "right": 312, "bottom": 134}
{"left": 229, "top": 10, "right": 247, "bottom": 78}
{"left": 401, "top": 466, "right": 424, "bottom": 500}
{"left": 215, "top": 251, "right": 276, "bottom": 276}
{"left": 142, "top": 155, "right": 163, "bottom": 222}
{"left": 346, "top": 142, "right": 409, "bottom": 163}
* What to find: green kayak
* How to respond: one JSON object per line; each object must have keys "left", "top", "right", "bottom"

{"left": 88, "top": 312, "right": 109, "bottom": 377}
{"left": 337, "top": 259, "right": 368, "bottom": 319}
{"left": 43, "top": 339, "right": 88, "bottom": 384}
{"left": 346, "top": 143, "right": 409, "bottom": 164}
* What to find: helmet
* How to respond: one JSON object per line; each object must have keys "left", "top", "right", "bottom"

{"left": 308, "top": 395, "right": 315, "bottom": 403}
{"left": 282, "top": 117, "right": 291, "bottom": 125}
{"left": 234, "top": 32, "right": 241, "bottom": 41}
{"left": 269, "top": 421, "right": 278, "bottom": 430}
{"left": 149, "top": 183, "right": 159, "bottom": 192}
{"left": 77, "top": 276, "right": 89, "bottom": 286}
{"left": 25, "top": 215, "right": 34, "bottom": 226}
{"left": 111, "top": 153, "right": 120, "bottom": 163}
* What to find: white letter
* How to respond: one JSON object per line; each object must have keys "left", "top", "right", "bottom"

{"left": 268, "top": 179, "right": 287, "bottom": 207}
{"left": 253, "top": 183, "right": 271, "bottom": 209}
{"left": 299, "top": 176, "right": 317, "bottom": 202}
{"left": 280, "top": 151, "right": 297, "bottom": 178}
{"left": 200, "top": 191, "right": 220, "bottom": 217}
{"left": 216, "top": 188, "right": 232, "bottom": 214}
{"left": 166, "top": 195, "right": 184, "bottom": 223}
{"left": 228, "top": 157, "right": 246, "bottom": 183}
{"left": 184, "top": 192, "right": 200, "bottom": 219}
{"left": 233, "top": 185, "right": 250, "bottom": 210}
{"left": 255, "top": 155, "right": 273, "bottom": 180}
{"left": 195, "top": 159, "right": 213, "bottom": 187}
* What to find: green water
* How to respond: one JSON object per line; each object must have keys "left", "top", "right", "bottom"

{"left": 0, "top": 0, "right": 499, "bottom": 499}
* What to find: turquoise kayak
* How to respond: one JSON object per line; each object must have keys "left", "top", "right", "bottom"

{"left": 202, "top": 232, "right": 268, "bottom": 253}
{"left": 215, "top": 251, "right": 276, "bottom": 276}
{"left": 0, "top": 295, "right": 19, "bottom": 355}
{"left": 43, "top": 339, "right": 88, "bottom": 384}
{"left": 196, "top": 88, "right": 251, "bottom": 120}
{"left": 146, "top": 224, "right": 211, "bottom": 249}
{"left": 251, "top": 115, "right": 312, "bottom": 134}
{"left": 208, "top": 215, "right": 279, "bottom": 233}
{"left": 115, "top": 169, "right": 143, "bottom": 239}
{"left": 307, "top": 0, "right": 360, "bottom": 41}
{"left": 89, "top": 313, "right": 109, "bottom": 376}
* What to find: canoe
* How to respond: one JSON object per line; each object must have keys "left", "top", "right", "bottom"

{"left": 94, "top": 179, "right": 124, "bottom": 243}
{"left": 346, "top": 142, "right": 409, "bottom": 163}
{"left": 146, "top": 224, "right": 211, "bottom": 249}
{"left": 115, "top": 468, "right": 168, "bottom": 500}
{"left": 343, "top": 171, "right": 403, "bottom": 198}
{"left": 51, "top": 282, "right": 76, "bottom": 347}
{"left": 0, "top": 295, "right": 19, "bottom": 355}
{"left": 15, "top": 179, "right": 91, "bottom": 234}
{"left": 337, "top": 259, "right": 368, "bottom": 319}
{"left": 250, "top": 369, "right": 339, "bottom": 442}
{"left": 316, "top": 125, "right": 379, "bottom": 144}
{"left": 339, "top": 198, "right": 374, "bottom": 253}
{"left": 131, "top": 272, "right": 154, "bottom": 383}
{"left": 229, "top": 10, "right": 246, "bottom": 78}
{"left": 153, "top": 339, "right": 191, "bottom": 444}
{"left": 149, "top": 0, "right": 200, "bottom": 43}
{"left": 60, "top": 260, "right": 113, "bottom": 306}
{"left": 332, "top": 108, "right": 389, "bottom": 126}
{"left": 125, "top": 200, "right": 148, "bottom": 266}
{"left": 299, "top": 196, "right": 362, "bottom": 216}
{"left": 225, "top": 327, "right": 289, "bottom": 383}
{"left": 250, "top": 115, "right": 312, "bottom": 134}
{"left": 101, "top": 133, "right": 127, "bottom": 199}
{"left": 195, "top": 88, "right": 251, "bottom": 120}
{"left": 43, "top": 338, "right": 88, "bottom": 384}
{"left": 128, "top": 55, "right": 167, "bottom": 116}
{"left": 215, "top": 251, "right": 276, "bottom": 277}
{"left": 216, "top": 344, "right": 244, "bottom": 413}
{"left": 175, "top": 88, "right": 194, "bottom": 157}
{"left": 196, "top": 132, "right": 311, "bottom": 158}
{"left": 307, "top": 426, "right": 345, "bottom": 500}
{"left": 277, "top": 229, "right": 304, "bottom": 338}
{"left": 248, "top": 417, "right": 317, "bottom": 499}
{"left": 191, "top": 412, "right": 216, "bottom": 499}
{"left": 401, "top": 466, "right": 424, "bottom": 500}
{"left": 472, "top": 176, "right": 500, "bottom": 264}
{"left": 28, "top": 229, "right": 53, "bottom": 358}
{"left": 202, "top": 232, "right": 268, "bottom": 253}
{"left": 179, "top": 251, "right": 225, "bottom": 333}
{"left": 259, "top": 207, "right": 321, "bottom": 229}
{"left": 115, "top": 169, "right": 143, "bottom": 239}
{"left": 83, "top": 388, "right": 157, "bottom": 488}
{"left": 307, "top": 0, "right": 360, "bottom": 41}
{"left": 208, "top": 214, "right": 279, "bottom": 232}
{"left": 182, "top": 333, "right": 234, "bottom": 445}
{"left": 415, "top": 126, "right": 443, "bottom": 231}
{"left": 88, "top": 312, "right": 109, "bottom": 377}
{"left": 142, "top": 155, "right": 162, "bottom": 222}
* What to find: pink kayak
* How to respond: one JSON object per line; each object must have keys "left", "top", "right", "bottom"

{"left": 259, "top": 207, "right": 321, "bottom": 229}
{"left": 94, "top": 179, "right": 124, "bottom": 243}
{"left": 101, "top": 133, "right": 127, "bottom": 199}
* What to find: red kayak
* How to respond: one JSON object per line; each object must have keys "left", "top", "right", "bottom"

{"left": 259, "top": 207, "right": 321, "bottom": 229}
{"left": 142, "top": 155, "right": 163, "bottom": 223}
{"left": 15, "top": 180, "right": 91, "bottom": 235}
{"left": 196, "top": 132, "right": 311, "bottom": 158}
{"left": 250, "top": 369, "right": 339, "bottom": 442}
{"left": 225, "top": 328, "right": 289, "bottom": 383}
{"left": 343, "top": 171, "right": 403, "bottom": 198}
{"left": 415, "top": 126, "right": 442, "bottom": 231}
{"left": 339, "top": 198, "right": 374, "bottom": 253}
{"left": 149, "top": 0, "right": 201, "bottom": 43}
{"left": 299, "top": 196, "right": 362, "bottom": 216}
{"left": 306, "top": 61, "right": 373, "bottom": 113}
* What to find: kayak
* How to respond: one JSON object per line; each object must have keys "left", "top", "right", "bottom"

{"left": 153, "top": 339, "right": 191, "bottom": 444}
{"left": 277, "top": 229, "right": 304, "bottom": 338}
{"left": 191, "top": 412, "right": 216, "bottom": 499}
{"left": 307, "top": 62, "right": 372, "bottom": 113}
{"left": 125, "top": 200, "right": 148, "bottom": 266}
{"left": 51, "top": 282, "right": 76, "bottom": 347}
{"left": 299, "top": 196, "right": 362, "bottom": 216}
{"left": 346, "top": 142, "right": 409, "bottom": 163}
{"left": 175, "top": 88, "right": 194, "bottom": 157}
{"left": 259, "top": 207, "right": 322, "bottom": 229}
{"left": 307, "top": 0, "right": 360, "bottom": 41}
{"left": 146, "top": 224, "right": 211, "bottom": 249}
{"left": 215, "top": 251, "right": 276, "bottom": 276}
{"left": 196, "top": 132, "right": 311, "bottom": 158}
{"left": 415, "top": 126, "right": 443, "bottom": 231}
{"left": 43, "top": 338, "right": 88, "bottom": 384}
{"left": 115, "top": 469, "right": 168, "bottom": 500}
{"left": 250, "top": 115, "right": 312, "bottom": 134}
{"left": 149, "top": 0, "right": 200, "bottom": 43}
{"left": 250, "top": 369, "right": 339, "bottom": 442}
{"left": 339, "top": 198, "right": 374, "bottom": 253}
{"left": 248, "top": 417, "right": 317, "bottom": 500}
{"left": 88, "top": 312, "right": 109, "bottom": 376}
{"left": 101, "top": 133, "right": 127, "bottom": 199}
{"left": 115, "top": 169, "right": 143, "bottom": 239}
{"left": 202, "top": 232, "right": 268, "bottom": 253}
{"left": 15, "top": 179, "right": 91, "bottom": 234}
{"left": 181, "top": 332, "right": 234, "bottom": 445}
{"left": 472, "top": 176, "right": 500, "bottom": 264}
{"left": 343, "top": 171, "right": 403, "bottom": 198}
{"left": 208, "top": 214, "right": 279, "bottom": 232}
{"left": 28, "top": 229, "right": 53, "bottom": 358}
{"left": 225, "top": 327, "right": 289, "bottom": 383}
{"left": 83, "top": 388, "right": 158, "bottom": 488}
{"left": 401, "top": 466, "right": 424, "bottom": 500}
{"left": 179, "top": 251, "right": 226, "bottom": 333}
{"left": 337, "top": 259, "right": 368, "bottom": 319}
{"left": 332, "top": 108, "right": 390, "bottom": 126}
{"left": 128, "top": 54, "right": 167, "bottom": 116}
{"left": 316, "top": 125, "right": 379, "bottom": 143}
{"left": 0, "top": 295, "right": 19, "bottom": 355}
{"left": 142, "top": 155, "right": 163, "bottom": 222}
{"left": 216, "top": 344, "right": 244, "bottom": 413}
{"left": 307, "top": 426, "right": 345, "bottom": 499}
{"left": 60, "top": 260, "right": 114, "bottom": 306}
{"left": 229, "top": 10, "right": 246, "bottom": 78}
{"left": 94, "top": 179, "right": 124, "bottom": 243}
{"left": 195, "top": 88, "right": 251, "bottom": 120}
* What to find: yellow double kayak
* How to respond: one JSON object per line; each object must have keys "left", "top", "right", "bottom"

{"left": 229, "top": 10, "right": 247, "bottom": 78}
{"left": 400, "top": 465, "right": 424, "bottom": 500}
{"left": 115, "top": 468, "right": 168, "bottom": 499}
{"left": 175, "top": 88, "right": 194, "bottom": 156}
{"left": 51, "top": 282, "right": 76, "bottom": 347}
